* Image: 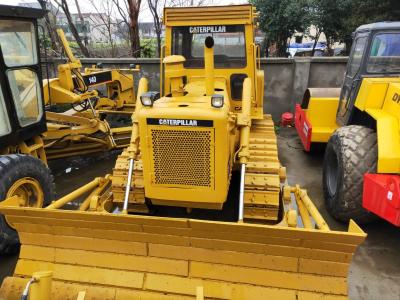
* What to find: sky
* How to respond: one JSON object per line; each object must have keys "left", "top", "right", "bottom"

{"left": 3, "top": 0, "right": 248, "bottom": 22}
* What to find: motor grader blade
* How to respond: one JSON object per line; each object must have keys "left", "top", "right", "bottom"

{"left": 0, "top": 207, "right": 365, "bottom": 300}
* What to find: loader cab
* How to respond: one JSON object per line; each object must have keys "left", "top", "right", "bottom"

{"left": 337, "top": 22, "right": 400, "bottom": 126}
{"left": 0, "top": 5, "right": 46, "bottom": 148}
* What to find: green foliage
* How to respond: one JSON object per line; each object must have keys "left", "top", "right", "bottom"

{"left": 250, "top": 0, "right": 310, "bottom": 56}
{"left": 253, "top": 0, "right": 400, "bottom": 56}
{"left": 39, "top": 35, "right": 52, "bottom": 49}
{"left": 140, "top": 38, "right": 158, "bottom": 58}
{"left": 308, "top": 0, "right": 351, "bottom": 46}
{"left": 339, "top": 0, "right": 400, "bottom": 53}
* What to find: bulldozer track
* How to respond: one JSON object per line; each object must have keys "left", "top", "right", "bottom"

{"left": 244, "top": 114, "right": 285, "bottom": 222}
{"left": 112, "top": 150, "right": 147, "bottom": 212}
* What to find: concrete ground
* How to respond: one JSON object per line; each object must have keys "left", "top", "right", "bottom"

{"left": 1, "top": 128, "right": 399, "bottom": 299}
{"left": 278, "top": 127, "right": 400, "bottom": 300}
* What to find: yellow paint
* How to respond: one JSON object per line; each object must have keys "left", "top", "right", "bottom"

{"left": 351, "top": 79, "right": 400, "bottom": 173}
{"left": 365, "top": 108, "right": 400, "bottom": 173}
{"left": 354, "top": 77, "right": 400, "bottom": 111}
{"left": 304, "top": 97, "right": 339, "bottom": 143}
{"left": 6, "top": 177, "right": 44, "bottom": 208}
{"left": 28, "top": 271, "right": 53, "bottom": 300}
{"left": 0, "top": 206, "right": 366, "bottom": 299}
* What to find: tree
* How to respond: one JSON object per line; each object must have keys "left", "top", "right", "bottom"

{"left": 339, "top": 0, "right": 400, "bottom": 54}
{"left": 250, "top": 0, "right": 310, "bottom": 57}
{"left": 307, "top": 0, "right": 351, "bottom": 55}
{"left": 112, "top": 0, "right": 142, "bottom": 57}
{"left": 112, "top": 0, "right": 132, "bottom": 47}
{"left": 54, "top": 0, "right": 91, "bottom": 57}
{"left": 73, "top": 0, "right": 89, "bottom": 46}
{"left": 147, "top": 0, "right": 164, "bottom": 57}
{"left": 127, "top": 0, "right": 142, "bottom": 57}
{"left": 168, "top": 0, "right": 208, "bottom": 5}
{"left": 38, "top": 0, "right": 60, "bottom": 54}
{"left": 89, "top": 0, "right": 119, "bottom": 57}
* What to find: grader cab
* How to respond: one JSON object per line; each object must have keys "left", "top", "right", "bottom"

{"left": 295, "top": 22, "right": 400, "bottom": 226}
{"left": 0, "top": 5, "right": 366, "bottom": 300}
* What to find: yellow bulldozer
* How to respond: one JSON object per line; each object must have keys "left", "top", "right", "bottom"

{"left": 0, "top": 4, "right": 366, "bottom": 300}
{"left": 295, "top": 22, "right": 400, "bottom": 226}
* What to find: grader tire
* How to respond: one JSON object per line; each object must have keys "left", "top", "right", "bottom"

{"left": 323, "top": 125, "right": 378, "bottom": 224}
{"left": 0, "top": 154, "right": 55, "bottom": 255}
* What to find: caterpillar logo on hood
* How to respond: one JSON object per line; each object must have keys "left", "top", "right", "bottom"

{"left": 189, "top": 26, "right": 226, "bottom": 34}
{"left": 147, "top": 118, "right": 213, "bottom": 127}
{"left": 159, "top": 119, "right": 197, "bottom": 126}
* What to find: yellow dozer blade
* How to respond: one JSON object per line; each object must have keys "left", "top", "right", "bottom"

{"left": 0, "top": 206, "right": 365, "bottom": 300}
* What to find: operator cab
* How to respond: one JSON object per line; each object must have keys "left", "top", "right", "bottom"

{"left": 337, "top": 22, "right": 400, "bottom": 126}
{"left": 159, "top": 6, "right": 263, "bottom": 116}
{"left": 0, "top": 5, "right": 46, "bottom": 147}
{"left": 171, "top": 25, "right": 247, "bottom": 102}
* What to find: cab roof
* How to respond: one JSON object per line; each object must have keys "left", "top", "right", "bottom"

{"left": 356, "top": 21, "right": 400, "bottom": 33}
{"left": 0, "top": 4, "right": 45, "bottom": 19}
{"left": 163, "top": 4, "right": 257, "bottom": 26}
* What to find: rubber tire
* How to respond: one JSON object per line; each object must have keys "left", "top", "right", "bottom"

{"left": 323, "top": 125, "right": 378, "bottom": 224}
{"left": 0, "top": 154, "right": 55, "bottom": 255}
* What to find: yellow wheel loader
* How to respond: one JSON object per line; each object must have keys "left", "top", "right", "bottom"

{"left": 0, "top": 4, "right": 366, "bottom": 300}
{"left": 295, "top": 22, "right": 400, "bottom": 226}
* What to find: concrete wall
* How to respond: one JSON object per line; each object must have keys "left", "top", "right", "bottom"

{"left": 44, "top": 57, "right": 348, "bottom": 121}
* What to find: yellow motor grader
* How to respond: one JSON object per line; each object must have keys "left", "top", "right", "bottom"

{"left": 0, "top": 4, "right": 366, "bottom": 300}
{"left": 41, "top": 28, "right": 138, "bottom": 159}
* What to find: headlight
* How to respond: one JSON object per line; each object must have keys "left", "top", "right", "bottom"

{"left": 140, "top": 91, "right": 160, "bottom": 107}
{"left": 211, "top": 94, "right": 224, "bottom": 108}
{"left": 140, "top": 95, "right": 153, "bottom": 107}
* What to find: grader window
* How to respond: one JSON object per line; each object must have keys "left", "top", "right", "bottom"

{"left": 348, "top": 36, "right": 367, "bottom": 77}
{"left": 172, "top": 25, "right": 246, "bottom": 68}
{"left": 0, "top": 20, "right": 37, "bottom": 67}
{"left": 367, "top": 32, "right": 400, "bottom": 74}
{"left": 7, "top": 69, "right": 43, "bottom": 127}
{"left": 0, "top": 87, "right": 11, "bottom": 137}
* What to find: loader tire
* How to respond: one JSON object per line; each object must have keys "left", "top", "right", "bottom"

{"left": 0, "top": 154, "right": 55, "bottom": 255}
{"left": 323, "top": 125, "right": 377, "bottom": 224}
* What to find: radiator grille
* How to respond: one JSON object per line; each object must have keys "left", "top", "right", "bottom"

{"left": 151, "top": 129, "right": 212, "bottom": 187}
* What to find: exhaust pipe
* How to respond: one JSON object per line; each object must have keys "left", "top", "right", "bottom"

{"left": 204, "top": 36, "right": 215, "bottom": 96}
